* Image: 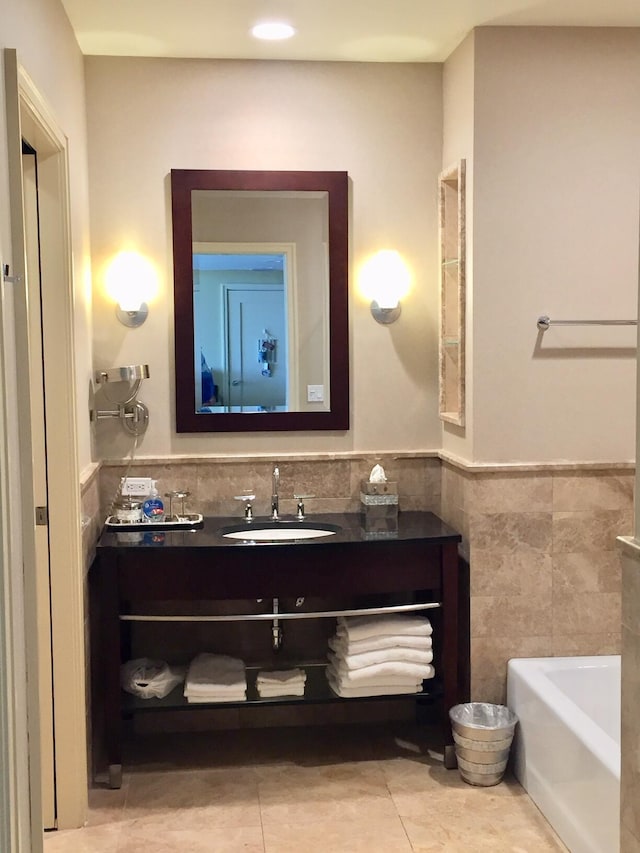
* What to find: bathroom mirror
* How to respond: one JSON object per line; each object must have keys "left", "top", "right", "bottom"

{"left": 171, "top": 169, "right": 349, "bottom": 432}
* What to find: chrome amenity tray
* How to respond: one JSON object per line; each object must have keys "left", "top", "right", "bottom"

{"left": 105, "top": 513, "right": 204, "bottom": 531}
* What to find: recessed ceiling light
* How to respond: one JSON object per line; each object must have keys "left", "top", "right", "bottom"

{"left": 251, "top": 21, "right": 296, "bottom": 41}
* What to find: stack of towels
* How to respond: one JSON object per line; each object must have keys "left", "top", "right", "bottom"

{"left": 183, "top": 653, "right": 247, "bottom": 703}
{"left": 326, "top": 614, "right": 435, "bottom": 698}
{"left": 256, "top": 668, "right": 307, "bottom": 698}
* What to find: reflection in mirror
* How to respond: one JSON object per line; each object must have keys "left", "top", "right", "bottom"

{"left": 171, "top": 170, "right": 349, "bottom": 432}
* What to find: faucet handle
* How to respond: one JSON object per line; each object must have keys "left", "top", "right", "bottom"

{"left": 234, "top": 493, "right": 256, "bottom": 520}
{"left": 293, "top": 493, "right": 315, "bottom": 519}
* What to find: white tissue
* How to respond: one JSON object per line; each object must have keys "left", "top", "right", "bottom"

{"left": 369, "top": 464, "right": 387, "bottom": 483}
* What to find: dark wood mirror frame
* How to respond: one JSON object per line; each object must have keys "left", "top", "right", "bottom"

{"left": 171, "top": 169, "right": 350, "bottom": 433}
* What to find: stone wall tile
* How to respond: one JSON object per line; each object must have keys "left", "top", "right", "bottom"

{"left": 553, "top": 472, "right": 634, "bottom": 512}
{"left": 470, "top": 551, "right": 552, "bottom": 597}
{"left": 552, "top": 551, "right": 621, "bottom": 595}
{"left": 468, "top": 473, "right": 552, "bottom": 514}
{"left": 471, "top": 593, "right": 552, "bottom": 638}
{"left": 551, "top": 591, "right": 620, "bottom": 636}
{"left": 470, "top": 512, "right": 552, "bottom": 553}
{"left": 553, "top": 509, "right": 633, "bottom": 553}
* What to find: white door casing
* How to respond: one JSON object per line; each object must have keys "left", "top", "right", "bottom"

{"left": 4, "top": 48, "right": 88, "bottom": 836}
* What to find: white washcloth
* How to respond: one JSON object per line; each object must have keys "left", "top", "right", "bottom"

{"left": 184, "top": 653, "right": 246, "bottom": 697}
{"left": 256, "top": 668, "right": 306, "bottom": 686}
{"left": 328, "top": 642, "right": 433, "bottom": 670}
{"left": 336, "top": 615, "right": 432, "bottom": 642}
{"left": 331, "top": 633, "right": 433, "bottom": 655}
{"left": 327, "top": 672, "right": 422, "bottom": 698}
{"left": 186, "top": 691, "right": 246, "bottom": 703}
{"left": 328, "top": 654, "right": 435, "bottom": 684}
{"left": 258, "top": 684, "right": 306, "bottom": 698}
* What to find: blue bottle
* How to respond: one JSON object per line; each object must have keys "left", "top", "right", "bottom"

{"left": 142, "top": 480, "right": 165, "bottom": 522}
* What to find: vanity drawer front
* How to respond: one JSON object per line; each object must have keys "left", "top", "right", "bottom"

{"left": 114, "top": 540, "right": 444, "bottom": 601}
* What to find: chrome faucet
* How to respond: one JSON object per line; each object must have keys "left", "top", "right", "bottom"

{"left": 271, "top": 466, "right": 280, "bottom": 520}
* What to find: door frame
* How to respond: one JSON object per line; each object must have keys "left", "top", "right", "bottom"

{"left": 3, "top": 48, "right": 87, "bottom": 835}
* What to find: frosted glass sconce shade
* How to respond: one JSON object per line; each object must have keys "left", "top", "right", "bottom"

{"left": 105, "top": 251, "right": 157, "bottom": 327}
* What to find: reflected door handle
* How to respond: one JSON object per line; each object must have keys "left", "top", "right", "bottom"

{"left": 231, "top": 379, "right": 242, "bottom": 386}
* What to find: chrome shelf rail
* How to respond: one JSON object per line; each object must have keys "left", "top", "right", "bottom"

{"left": 120, "top": 601, "right": 440, "bottom": 623}
{"left": 537, "top": 315, "right": 637, "bottom": 332}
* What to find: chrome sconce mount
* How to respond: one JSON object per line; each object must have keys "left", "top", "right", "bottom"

{"left": 116, "top": 303, "right": 149, "bottom": 328}
{"left": 370, "top": 300, "right": 402, "bottom": 325}
{"left": 92, "top": 364, "right": 150, "bottom": 436}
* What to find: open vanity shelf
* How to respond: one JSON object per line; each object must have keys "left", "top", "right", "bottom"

{"left": 124, "top": 664, "right": 444, "bottom": 711}
{"left": 439, "top": 160, "right": 466, "bottom": 426}
{"left": 92, "top": 511, "right": 466, "bottom": 789}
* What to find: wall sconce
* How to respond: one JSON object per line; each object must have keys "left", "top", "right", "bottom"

{"left": 92, "top": 364, "right": 150, "bottom": 435}
{"left": 359, "top": 250, "right": 411, "bottom": 325}
{"left": 105, "top": 251, "right": 158, "bottom": 327}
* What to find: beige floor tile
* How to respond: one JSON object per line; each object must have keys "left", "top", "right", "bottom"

{"left": 74, "top": 724, "right": 568, "bottom": 853}
{"left": 124, "top": 768, "right": 261, "bottom": 828}
{"left": 117, "top": 822, "right": 265, "bottom": 852}
{"left": 43, "top": 824, "right": 121, "bottom": 852}
{"left": 263, "top": 815, "right": 413, "bottom": 852}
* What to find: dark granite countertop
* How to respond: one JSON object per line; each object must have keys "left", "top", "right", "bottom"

{"left": 96, "top": 510, "right": 461, "bottom": 551}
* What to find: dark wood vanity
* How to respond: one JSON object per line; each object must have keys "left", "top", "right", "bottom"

{"left": 92, "top": 511, "right": 466, "bottom": 788}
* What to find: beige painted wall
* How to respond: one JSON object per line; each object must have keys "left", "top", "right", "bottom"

{"left": 85, "top": 57, "right": 444, "bottom": 459}
{"left": 472, "top": 27, "right": 640, "bottom": 463}
{"left": 0, "top": 0, "right": 93, "bottom": 471}
{"left": 442, "top": 33, "right": 475, "bottom": 462}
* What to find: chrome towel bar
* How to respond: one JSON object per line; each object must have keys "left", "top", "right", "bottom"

{"left": 120, "top": 601, "right": 441, "bottom": 623}
{"left": 537, "top": 315, "right": 637, "bottom": 332}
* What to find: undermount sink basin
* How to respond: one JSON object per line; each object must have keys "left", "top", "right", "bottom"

{"left": 221, "top": 520, "right": 340, "bottom": 542}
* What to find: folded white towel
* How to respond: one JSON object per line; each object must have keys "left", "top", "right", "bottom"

{"left": 186, "top": 692, "right": 246, "bottom": 703}
{"left": 327, "top": 672, "right": 422, "bottom": 698}
{"left": 184, "top": 653, "right": 246, "bottom": 697}
{"left": 328, "top": 643, "right": 433, "bottom": 670}
{"left": 328, "top": 654, "right": 435, "bottom": 684}
{"left": 326, "top": 661, "right": 431, "bottom": 688}
{"left": 256, "top": 668, "right": 307, "bottom": 686}
{"left": 336, "top": 615, "right": 432, "bottom": 642}
{"left": 331, "top": 633, "right": 433, "bottom": 654}
{"left": 257, "top": 685, "right": 306, "bottom": 698}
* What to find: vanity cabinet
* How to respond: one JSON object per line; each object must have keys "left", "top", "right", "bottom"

{"left": 92, "top": 511, "right": 465, "bottom": 788}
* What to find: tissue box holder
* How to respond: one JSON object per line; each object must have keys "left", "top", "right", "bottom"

{"left": 360, "top": 480, "right": 398, "bottom": 533}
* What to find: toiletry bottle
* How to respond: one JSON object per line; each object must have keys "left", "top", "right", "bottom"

{"left": 142, "top": 480, "right": 165, "bottom": 522}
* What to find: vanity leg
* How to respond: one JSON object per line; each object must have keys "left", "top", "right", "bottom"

{"left": 100, "top": 554, "right": 123, "bottom": 787}
{"left": 108, "top": 764, "right": 122, "bottom": 790}
{"left": 441, "top": 541, "right": 460, "bottom": 767}
{"left": 444, "top": 744, "right": 457, "bottom": 770}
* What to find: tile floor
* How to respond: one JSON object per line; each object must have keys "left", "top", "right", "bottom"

{"left": 44, "top": 723, "right": 568, "bottom": 852}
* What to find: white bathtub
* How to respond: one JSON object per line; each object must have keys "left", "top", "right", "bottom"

{"left": 507, "top": 656, "right": 620, "bottom": 853}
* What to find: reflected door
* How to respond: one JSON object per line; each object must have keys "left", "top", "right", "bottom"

{"left": 226, "top": 287, "right": 287, "bottom": 410}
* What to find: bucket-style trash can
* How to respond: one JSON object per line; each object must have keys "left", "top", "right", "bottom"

{"left": 449, "top": 702, "right": 518, "bottom": 786}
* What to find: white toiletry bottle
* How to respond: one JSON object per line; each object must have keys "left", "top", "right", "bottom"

{"left": 142, "top": 480, "right": 165, "bottom": 522}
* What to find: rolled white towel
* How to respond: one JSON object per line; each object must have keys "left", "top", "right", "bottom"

{"left": 327, "top": 672, "right": 422, "bottom": 698}
{"left": 184, "top": 653, "right": 246, "bottom": 697}
{"left": 328, "top": 654, "right": 435, "bottom": 684}
{"left": 328, "top": 645, "right": 433, "bottom": 670}
{"left": 256, "top": 668, "right": 306, "bottom": 686}
{"left": 336, "top": 615, "right": 432, "bottom": 642}
{"left": 331, "top": 633, "right": 433, "bottom": 654}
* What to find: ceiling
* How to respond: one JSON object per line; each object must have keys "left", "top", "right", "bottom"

{"left": 60, "top": 0, "right": 640, "bottom": 63}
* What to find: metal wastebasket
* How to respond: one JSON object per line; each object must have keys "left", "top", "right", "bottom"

{"left": 449, "top": 702, "right": 518, "bottom": 786}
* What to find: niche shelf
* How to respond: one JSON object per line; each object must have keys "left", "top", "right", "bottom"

{"left": 438, "top": 160, "right": 466, "bottom": 427}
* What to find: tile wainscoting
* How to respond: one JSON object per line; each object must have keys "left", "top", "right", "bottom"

{"left": 97, "top": 453, "right": 442, "bottom": 522}
{"left": 441, "top": 459, "right": 633, "bottom": 703}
